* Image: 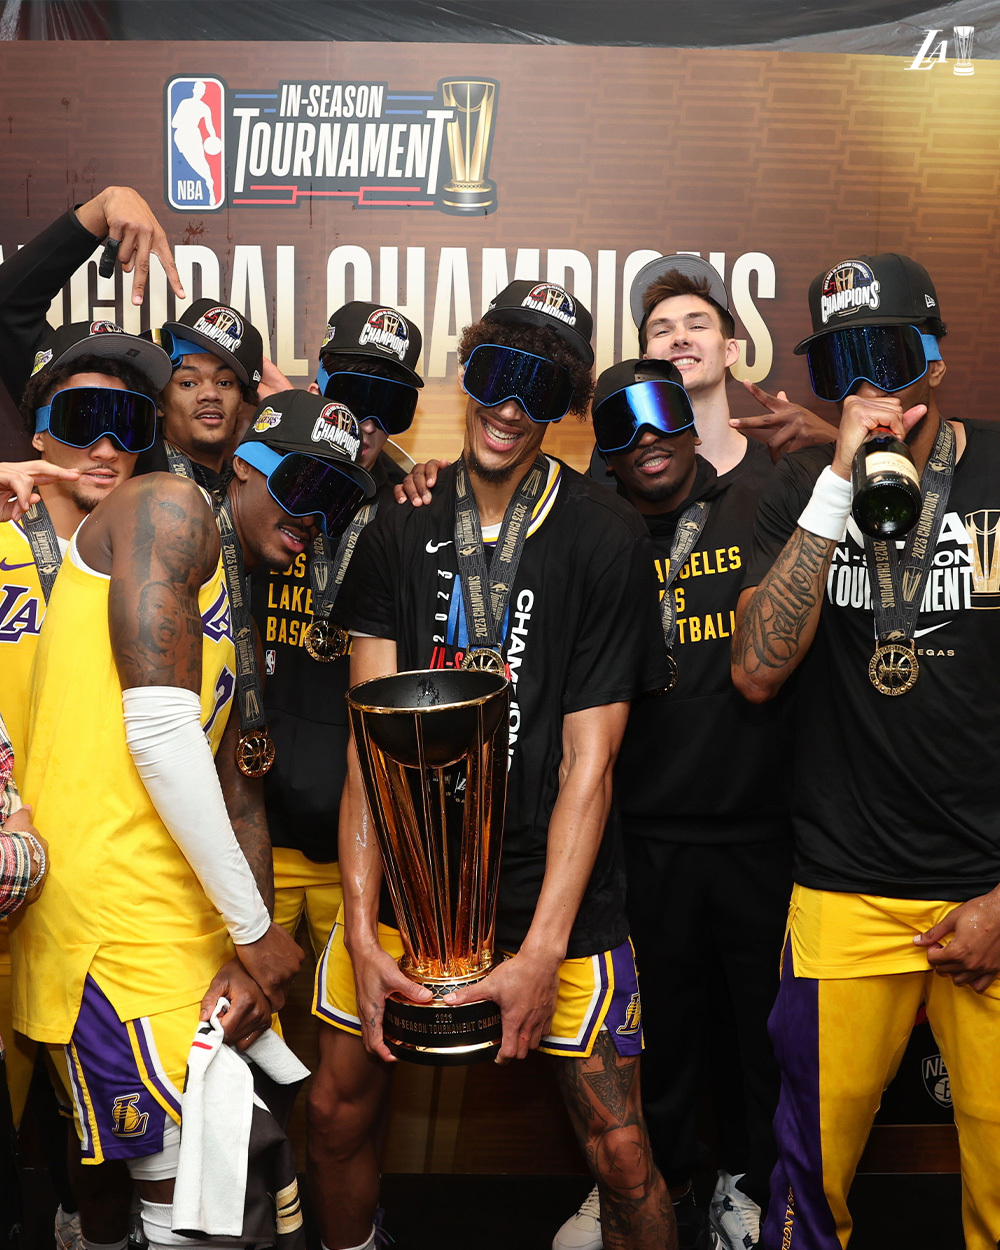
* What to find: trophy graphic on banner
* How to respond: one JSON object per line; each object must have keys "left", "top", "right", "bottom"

{"left": 965, "top": 510, "right": 1000, "bottom": 608}
{"left": 440, "top": 79, "right": 499, "bottom": 215}
{"left": 953, "top": 26, "right": 975, "bottom": 75}
{"left": 347, "top": 668, "right": 510, "bottom": 1063}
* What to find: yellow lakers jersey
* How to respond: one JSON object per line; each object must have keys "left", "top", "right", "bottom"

{"left": 0, "top": 518, "right": 52, "bottom": 787}
{"left": 11, "top": 534, "right": 237, "bottom": 1042}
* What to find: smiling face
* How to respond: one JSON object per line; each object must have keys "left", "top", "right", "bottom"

{"left": 161, "top": 352, "right": 242, "bottom": 462}
{"left": 642, "top": 294, "right": 739, "bottom": 395}
{"left": 230, "top": 456, "right": 320, "bottom": 572}
{"left": 31, "top": 372, "right": 138, "bottom": 515}
{"left": 608, "top": 427, "right": 700, "bottom": 514}
{"left": 462, "top": 393, "right": 548, "bottom": 485}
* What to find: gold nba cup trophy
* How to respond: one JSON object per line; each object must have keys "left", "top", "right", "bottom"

{"left": 440, "top": 79, "right": 498, "bottom": 214}
{"left": 347, "top": 668, "right": 510, "bottom": 1063}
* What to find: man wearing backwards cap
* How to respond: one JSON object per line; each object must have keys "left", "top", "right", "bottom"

{"left": 308, "top": 280, "right": 677, "bottom": 1250}
{"left": 557, "top": 357, "right": 793, "bottom": 1250}
{"left": 0, "top": 186, "right": 262, "bottom": 495}
{"left": 12, "top": 389, "right": 374, "bottom": 1250}
{"left": 734, "top": 255, "right": 1000, "bottom": 1249}
{"left": 250, "top": 302, "right": 421, "bottom": 985}
{"left": 0, "top": 319, "right": 171, "bottom": 1246}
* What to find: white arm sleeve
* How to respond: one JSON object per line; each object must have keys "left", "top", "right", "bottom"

{"left": 122, "top": 686, "right": 271, "bottom": 946}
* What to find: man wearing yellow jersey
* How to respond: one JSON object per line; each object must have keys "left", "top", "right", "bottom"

{"left": 12, "top": 388, "right": 374, "bottom": 1250}
{"left": 0, "top": 322, "right": 171, "bottom": 1167}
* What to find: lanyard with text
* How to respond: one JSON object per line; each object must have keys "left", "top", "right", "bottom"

{"left": 453, "top": 455, "right": 547, "bottom": 674}
{"left": 864, "top": 420, "right": 956, "bottom": 696}
{"left": 304, "top": 500, "right": 379, "bottom": 662}
{"left": 655, "top": 500, "right": 712, "bottom": 694}
{"left": 165, "top": 443, "right": 226, "bottom": 514}
{"left": 21, "top": 499, "right": 62, "bottom": 603}
{"left": 216, "top": 494, "right": 274, "bottom": 777}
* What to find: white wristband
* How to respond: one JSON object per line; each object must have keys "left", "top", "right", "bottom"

{"left": 797, "top": 465, "right": 852, "bottom": 542}
{"left": 122, "top": 686, "right": 271, "bottom": 946}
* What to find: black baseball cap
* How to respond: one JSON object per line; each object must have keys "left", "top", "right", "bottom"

{"left": 483, "top": 281, "right": 594, "bottom": 366}
{"left": 795, "top": 254, "right": 942, "bottom": 353}
{"left": 592, "top": 358, "right": 687, "bottom": 410}
{"left": 319, "top": 301, "right": 424, "bottom": 386}
{"left": 629, "top": 254, "right": 730, "bottom": 328}
{"left": 237, "top": 389, "right": 376, "bottom": 498}
{"left": 30, "top": 321, "right": 173, "bottom": 390}
{"left": 158, "top": 298, "right": 264, "bottom": 387}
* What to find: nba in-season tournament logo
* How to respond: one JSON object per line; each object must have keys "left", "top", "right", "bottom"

{"left": 165, "top": 75, "right": 499, "bottom": 215}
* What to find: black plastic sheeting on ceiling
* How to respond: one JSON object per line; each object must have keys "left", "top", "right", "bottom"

{"left": 0, "top": 0, "right": 962, "bottom": 45}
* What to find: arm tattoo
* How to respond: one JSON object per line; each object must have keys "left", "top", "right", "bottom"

{"left": 734, "top": 526, "right": 835, "bottom": 676}
{"left": 217, "top": 708, "right": 275, "bottom": 914}
{"left": 110, "top": 477, "right": 218, "bottom": 692}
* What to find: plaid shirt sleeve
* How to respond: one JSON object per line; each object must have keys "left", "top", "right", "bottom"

{"left": 0, "top": 710, "right": 31, "bottom": 919}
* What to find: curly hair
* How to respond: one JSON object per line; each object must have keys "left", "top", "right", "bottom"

{"left": 457, "top": 319, "right": 594, "bottom": 418}
{"left": 20, "top": 354, "right": 162, "bottom": 436}
{"left": 638, "top": 271, "right": 735, "bottom": 352}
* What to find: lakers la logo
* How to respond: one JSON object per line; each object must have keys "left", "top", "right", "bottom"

{"left": 616, "top": 992, "right": 642, "bottom": 1037}
{"left": 111, "top": 1093, "right": 149, "bottom": 1138}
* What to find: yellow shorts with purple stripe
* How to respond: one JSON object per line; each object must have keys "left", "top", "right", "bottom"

{"left": 53, "top": 976, "right": 193, "bottom": 1165}
{"left": 312, "top": 907, "right": 643, "bottom": 1058}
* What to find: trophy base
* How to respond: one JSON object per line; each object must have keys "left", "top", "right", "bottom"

{"left": 971, "top": 592, "right": 1000, "bottom": 608}
{"left": 383, "top": 974, "right": 501, "bottom": 1066}
{"left": 441, "top": 180, "right": 498, "bottom": 214}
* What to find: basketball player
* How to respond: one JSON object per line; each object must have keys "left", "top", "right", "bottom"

{"left": 733, "top": 253, "right": 1000, "bottom": 1249}
{"left": 309, "top": 281, "right": 676, "bottom": 1250}
{"left": 250, "top": 303, "right": 422, "bottom": 978}
{"left": 11, "top": 388, "right": 375, "bottom": 1250}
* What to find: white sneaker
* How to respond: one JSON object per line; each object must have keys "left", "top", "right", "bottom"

{"left": 553, "top": 1184, "right": 602, "bottom": 1250}
{"left": 709, "top": 1171, "right": 760, "bottom": 1250}
{"left": 54, "top": 1206, "right": 85, "bottom": 1250}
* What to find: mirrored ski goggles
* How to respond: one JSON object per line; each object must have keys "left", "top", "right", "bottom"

{"left": 592, "top": 379, "right": 696, "bottom": 455}
{"left": 235, "top": 441, "right": 368, "bottom": 537}
{"left": 34, "top": 386, "right": 157, "bottom": 453}
{"left": 316, "top": 365, "right": 418, "bottom": 435}
{"left": 804, "top": 325, "right": 931, "bottom": 402}
{"left": 462, "top": 343, "right": 574, "bottom": 424}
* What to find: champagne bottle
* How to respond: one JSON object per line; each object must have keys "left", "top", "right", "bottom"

{"left": 851, "top": 427, "right": 921, "bottom": 538}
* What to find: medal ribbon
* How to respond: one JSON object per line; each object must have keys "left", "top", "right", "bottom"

{"left": 165, "top": 442, "right": 227, "bottom": 514}
{"left": 308, "top": 500, "right": 379, "bottom": 625}
{"left": 453, "top": 455, "right": 548, "bottom": 655}
{"left": 216, "top": 495, "right": 267, "bottom": 740}
{"left": 657, "top": 501, "right": 711, "bottom": 649}
{"left": 863, "top": 420, "right": 956, "bottom": 645}
{"left": 21, "top": 499, "right": 62, "bottom": 603}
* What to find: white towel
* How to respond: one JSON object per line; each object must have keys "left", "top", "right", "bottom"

{"left": 172, "top": 999, "right": 310, "bottom": 1237}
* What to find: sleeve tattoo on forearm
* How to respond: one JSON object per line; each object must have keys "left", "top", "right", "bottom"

{"left": 735, "top": 527, "right": 835, "bottom": 675}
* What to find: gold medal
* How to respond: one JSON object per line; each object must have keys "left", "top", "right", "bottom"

{"left": 305, "top": 619, "right": 348, "bottom": 662}
{"left": 652, "top": 650, "right": 679, "bottom": 697}
{"left": 236, "top": 729, "right": 276, "bottom": 777}
{"left": 868, "top": 642, "right": 919, "bottom": 696}
{"left": 461, "top": 648, "right": 506, "bottom": 676}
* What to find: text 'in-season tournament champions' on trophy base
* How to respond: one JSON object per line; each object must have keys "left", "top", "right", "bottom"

{"left": 347, "top": 668, "right": 510, "bottom": 1064}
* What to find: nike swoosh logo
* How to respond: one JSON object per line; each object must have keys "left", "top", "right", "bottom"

{"left": 425, "top": 540, "right": 453, "bottom": 554}
{"left": 914, "top": 621, "right": 951, "bottom": 639}
{"left": 0, "top": 558, "right": 34, "bottom": 572}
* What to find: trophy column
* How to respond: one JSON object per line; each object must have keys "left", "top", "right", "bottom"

{"left": 348, "top": 668, "right": 510, "bottom": 1064}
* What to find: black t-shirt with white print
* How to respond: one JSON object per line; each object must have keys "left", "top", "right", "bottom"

{"left": 744, "top": 419, "right": 1000, "bottom": 900}
{"left": 616, "top": 455, "right": 791, "bottom": 842}
{"left": 334, "top": 457, "right": 673, "bottom": 958}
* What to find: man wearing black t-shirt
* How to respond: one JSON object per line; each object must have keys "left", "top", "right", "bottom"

{"left": 250, "top": 302, "right": 421, "bottom": 965}
{"left": 308, "top": 282, "right": 676, "bottom": 1250}
{"left": 734, "top": 254, "right": 1000, "bottom": 1250}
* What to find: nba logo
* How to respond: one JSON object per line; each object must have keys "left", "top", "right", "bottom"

{"left": 166, "top": 76, "right": 226, "bottom": 211}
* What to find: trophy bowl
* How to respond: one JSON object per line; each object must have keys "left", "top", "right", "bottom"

{"left": 348, "top": 669, "right": 510, "bottom": 1064}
